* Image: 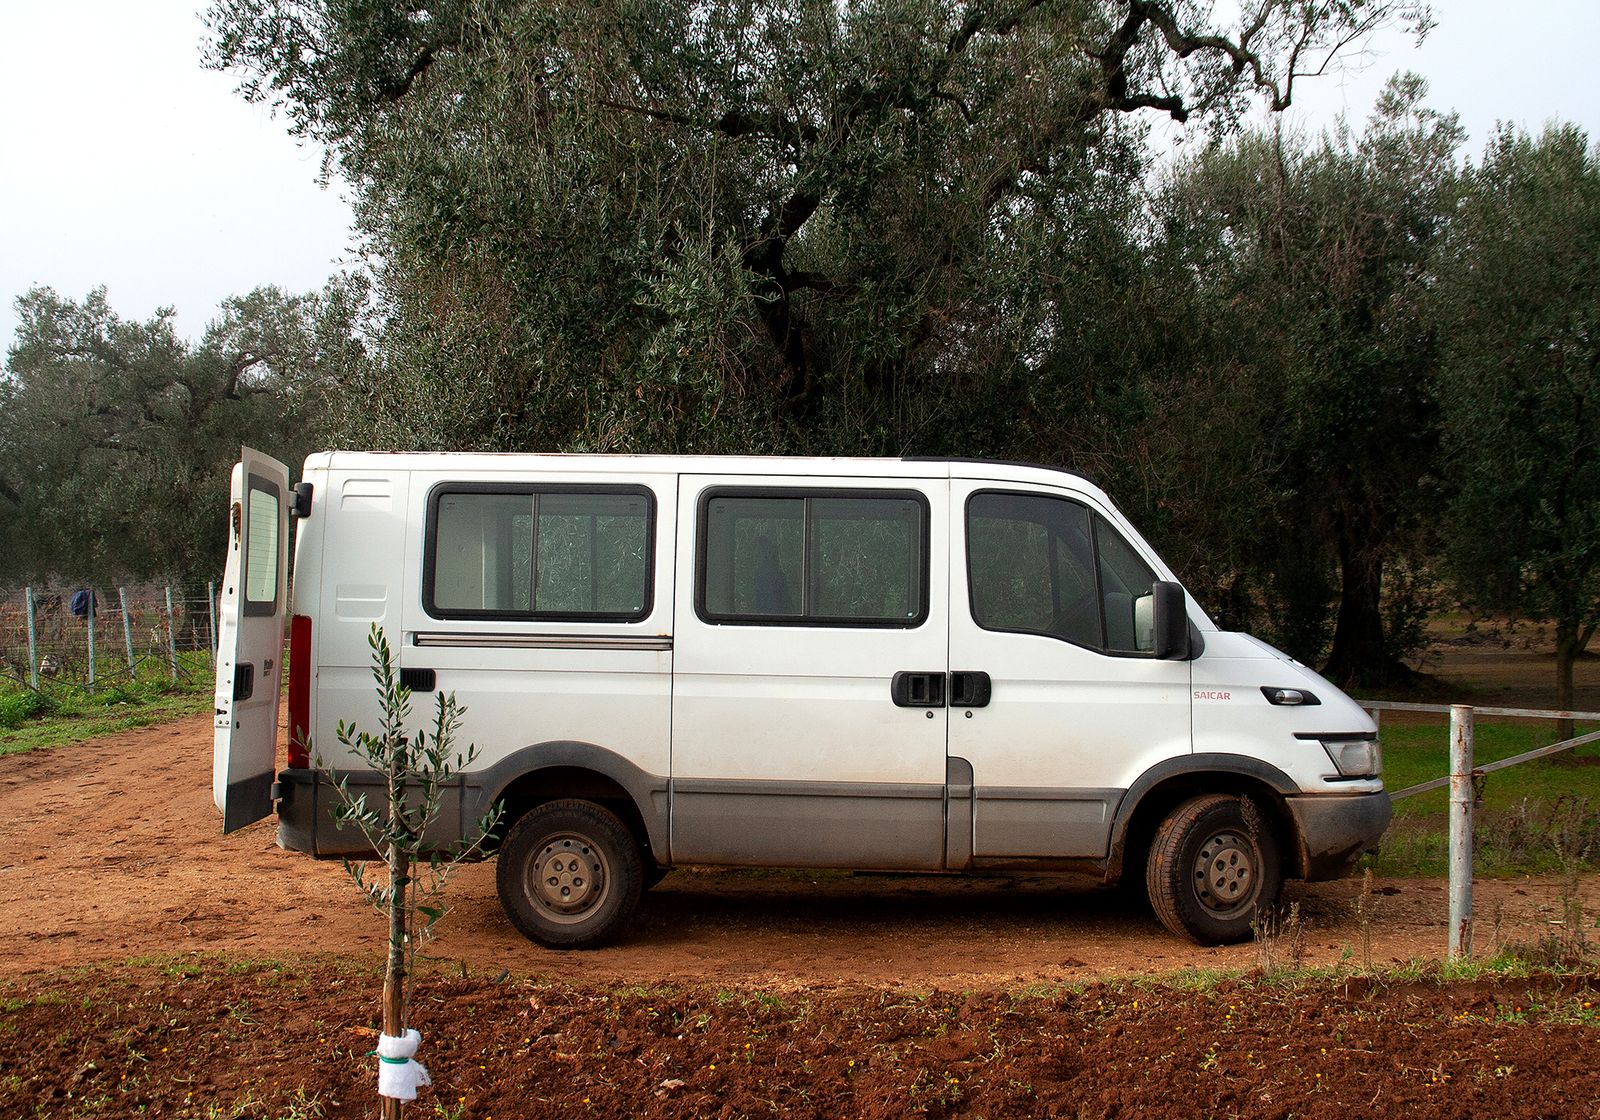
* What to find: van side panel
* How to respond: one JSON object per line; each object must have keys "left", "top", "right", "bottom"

{"left": 1189, "top": 640, "right": 1385, "bottom": 794}
{"left": 946, "top": 478, "right": 1194, "bottom": 860}
{"left": 305, "top": 469, "right": 412, "bottom": 771}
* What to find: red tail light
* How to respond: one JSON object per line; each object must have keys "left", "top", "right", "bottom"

{"left": 287, "top": 614, "right": 312, "bottom": 768}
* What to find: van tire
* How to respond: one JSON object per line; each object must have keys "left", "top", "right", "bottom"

{"left": 1146, "top": 794, "right": 1281, "bottom": 946}
{"left": 496, "top": 800, "right": 643, "bottom": 949}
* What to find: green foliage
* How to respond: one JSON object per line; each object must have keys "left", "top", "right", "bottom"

{"left": 1371, "top": 718, "right": 1600, "bottom": 876}
{"left": 194, "top": 1, "right": 1460, "bottom": 670}
{"left": 0, "top": 672, "right": 210, "bottom": 756}
{"left": 0, "top": 688, "right": 54, "bottom": 729}
{"left": 36, "top": 2, "right": 1600, "bottom": 705}
{"left": 1147, "top": 75, "right": 1461, "bottom": 681}
{"left": 204, "top": 0, "right": 1427, "bottom": 461}
{"left": 321, "top": 625, "right": 500, "bottom": 978}
{"left": 0, "top": 280, "right": 367, "bottom": 586}
{"left": 1434, "top": 124, "right": 1600, "bottom": 709}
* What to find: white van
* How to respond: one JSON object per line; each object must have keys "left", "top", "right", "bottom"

{"left": 213, "top": 448, "right": 1390, "bottom": 948}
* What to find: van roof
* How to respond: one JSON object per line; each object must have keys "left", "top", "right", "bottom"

{"left": 304, "top": 452, "right": 1100, "bottom": 492}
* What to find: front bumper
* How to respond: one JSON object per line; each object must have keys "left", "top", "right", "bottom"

{"left": 1286, "top": 791, "right": 1393, "bottom": 880}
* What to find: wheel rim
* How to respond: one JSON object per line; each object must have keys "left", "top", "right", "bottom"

{"left": 526, "top": 831, "right": 611, "bottom": 925}
{"left": 1192, "top": 829, "right": 1260, "bottom": 918}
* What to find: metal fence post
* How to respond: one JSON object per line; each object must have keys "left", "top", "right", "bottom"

{"left": 86, "top": 589, "right": 97, "bottom": 694}
{"left": 207, "top": 580, "right": 218, "bottom": 667}
{"left": 1448, "top": 704, "right": 1475, "bottom": 960}
{"left": 118, "top": 587, "right": 137, "bottom": 680}
{"left": 164, "top": 587, "right": 180, "bottom": 680}
{"left": 25, "top": 585, "right": 39, "bottom": 691}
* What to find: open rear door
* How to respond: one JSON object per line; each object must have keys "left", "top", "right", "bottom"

{"left": 213, "top": 447, "right": 290, "bottom": 833}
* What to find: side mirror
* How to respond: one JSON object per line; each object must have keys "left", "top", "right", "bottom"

{"left": 1151, "top": 580, "right": 1190, "bottom": 660}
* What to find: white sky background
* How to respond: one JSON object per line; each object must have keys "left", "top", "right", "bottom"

{"left": 0, "top": 2, "right": 355, "bottom": 350}
{"left": 2, "top": 1, "right": 1598, "bottom": 351}
{"left": 1268, "top": 0, "right": 1600, "bottom": 150}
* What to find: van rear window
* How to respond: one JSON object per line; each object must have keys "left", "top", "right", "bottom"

{"left": 242, "top": 477, "right": 280, "bottom": 617}
{"left": 424, "top": 486, "right": 653, "bottom": 621}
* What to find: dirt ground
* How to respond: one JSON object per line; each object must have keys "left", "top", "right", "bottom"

{"left": 6, "top": 684, "right": 1600, "bottom": 1118}
{"left": 1411, "top": 617, "right": 1600, "bottom": 711}
{"left": 2, "top": 713, "right": 1598, "bottom": 986}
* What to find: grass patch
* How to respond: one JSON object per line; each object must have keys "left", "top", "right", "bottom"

{"left": 0, "top": 674, "right": 210, "bottom": 756}
{"left": 0, "top": 688, "right": 57, "bottom": 728}
{"left": 1372, "top": 717, "right": 1600, "bottom": 875}
{"left": 1008, "top": 950, "right": 1600, "bottom": 1000}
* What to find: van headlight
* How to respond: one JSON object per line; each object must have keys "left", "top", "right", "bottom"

{"left": 1321, "top": 737, "right": 1381, "bottom": 779}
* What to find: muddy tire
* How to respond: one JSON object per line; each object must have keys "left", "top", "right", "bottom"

{"left": 1146, "top": 794, "right": 1281, "bottom": 946}
{"left": 496, "top": 799, "right": 642, "bottom": 949}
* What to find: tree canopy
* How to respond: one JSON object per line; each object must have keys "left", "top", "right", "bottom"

{"left": 0, "top": 281, "right": 365, "bottom": 585}
{"left": 1149, "top": 75, "right": 1461, "bottom": 685}
{"left": 19, "top": 4, "right": 1600, "bottom": 706}
{"left": 204, "top": 0, "right": 1429, "bottom": 455}
{"left": 1435, "top": 124, "right": 1600, "bottom": 718}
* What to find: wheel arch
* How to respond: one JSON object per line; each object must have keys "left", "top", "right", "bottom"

{"left": 470, "top": 741, "right": 669, "bottom": 867}
{"left": 1107, "top": 754, "right": 1302, "bottom": 884}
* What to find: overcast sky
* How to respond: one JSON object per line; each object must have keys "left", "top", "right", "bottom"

{"left": 0, "top": 3, "right": 354, "bottom": 350}
{"left": 2, "top": 1, "right": 1597, "bottom": 351}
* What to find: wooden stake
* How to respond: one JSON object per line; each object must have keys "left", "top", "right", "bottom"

{"left": 1448, "top": 704, "right": 1474, "bottom": 961}
{"left": 25, "top": 586, "right": 38, "bottom": 692}
{"left": 382, "top": 841, "right": 409, "bottom": 1120}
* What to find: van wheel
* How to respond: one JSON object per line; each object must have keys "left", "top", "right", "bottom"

{"left": 1146, "top": 794, "right": 1281, "bottom": 946}
{"left": 496, "top": 800, "right": 642, "bottom": 949}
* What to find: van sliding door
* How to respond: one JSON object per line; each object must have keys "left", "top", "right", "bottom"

{"left": 670, "top": 475, "right": 950, "bottom": 870}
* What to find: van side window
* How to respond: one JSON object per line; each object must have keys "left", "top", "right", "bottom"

{"left": 1095, "top": 515, "right": 1159, "bottom": 653}
{"left": 426, "top": 487, "right": 652, "bottom": 620}
{"left": 699, "top": 491, "right": 927, "bottom": 626}
{"left": 967, "top": 492, "right": 1157, "bottom": 654}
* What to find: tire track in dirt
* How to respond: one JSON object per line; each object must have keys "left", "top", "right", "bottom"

{"left": 1, "top": 713, "right": 1594, "bottom": 986}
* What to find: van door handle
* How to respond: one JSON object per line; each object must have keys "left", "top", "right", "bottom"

{"left": 891, "top": 671, "right": 947, "bottom": 708}
{"left": 950, "top": 671, "right": 991, "bottom": 708}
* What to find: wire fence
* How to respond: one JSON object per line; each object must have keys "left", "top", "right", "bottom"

{"left": 1362, "top": 699, "right": 1600, "bottom": 961}
{"left": 0, "top": 584, "right": 218, "bottom": 693}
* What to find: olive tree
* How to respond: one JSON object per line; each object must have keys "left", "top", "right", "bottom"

{"left": 0, "top": 281, "right": 366, "bottom": 585}
{"left": 205, "top": 0, "right": 1428, "bottom": 456}
{"left": 1150, "top": 75, "right": 1460, "bottom": 683}
{"left": 323, "top": 625, "right": 500, "bottom": 1116}
{"left": 1435, "top": 124, "right": 1600, "bottom": 730}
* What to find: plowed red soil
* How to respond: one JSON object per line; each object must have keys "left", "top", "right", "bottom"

{"left": 3, "top": 714, "right": 1600, "bottom": 1118}
{"left": 6, "top": 961, "right": 1600, "bottom": 1119}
